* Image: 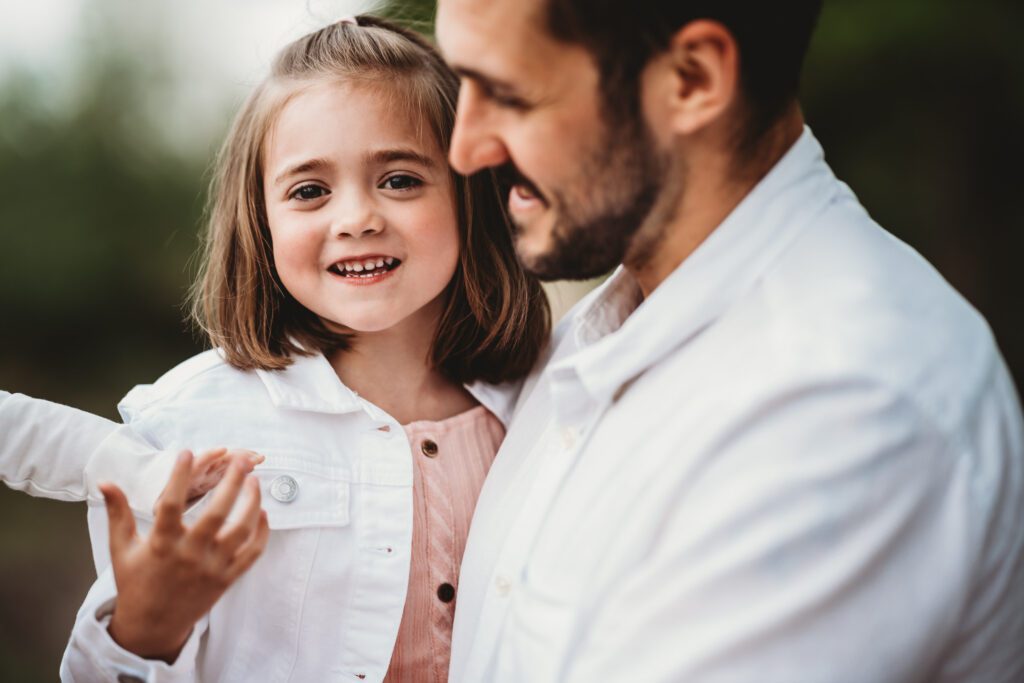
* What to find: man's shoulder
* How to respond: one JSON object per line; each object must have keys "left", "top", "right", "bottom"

{"left": 732, "top": 206, "right": 1005, "bottom": 429}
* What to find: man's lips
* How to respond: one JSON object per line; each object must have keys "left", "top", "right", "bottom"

{"left": 508, "top": 183, "right": 545, "bottom": 214}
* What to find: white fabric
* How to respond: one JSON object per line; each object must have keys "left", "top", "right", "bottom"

{"left": 448, "top": 128, "right": 1024, "bottom": 683}
{"left": 59, "top": 349, "right": 517, "bottom": 683}
{"left": 0, "top": 391, "right": 177, "bottom": 511}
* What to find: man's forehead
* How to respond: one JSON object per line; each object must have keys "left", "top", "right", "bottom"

{"left": 436, "top": 0, "right": 549, "bottom": 73}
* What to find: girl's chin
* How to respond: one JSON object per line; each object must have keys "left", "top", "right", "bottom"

{"left": 320, "top": 313, "right": 403, "bottom": 336}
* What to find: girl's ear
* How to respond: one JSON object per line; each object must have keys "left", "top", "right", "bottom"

{"left": 642, "top": 19, "right": 740, "bottom": 139}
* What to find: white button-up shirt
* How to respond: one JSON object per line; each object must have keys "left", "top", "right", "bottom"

{"left": 449, "top": 129, "right": 1024, "bottom": 683}
{"left": 57, "top": 350, "right": 515, "bottom": 683}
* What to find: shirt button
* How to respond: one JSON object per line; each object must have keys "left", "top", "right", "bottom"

{"left": 269, "top": 475, "right": 299, "bottom": 503}
{"left": 437, "top": 582, "right": 456, "bottom": 603}
{"left": 560, "top": 426, "right": 577, "bottom": 450}
{"left": 421, "top": 439, "right": 439, "bottom": 458}
{"left": 494, "top": 575, "right": 512, "bottom": 597}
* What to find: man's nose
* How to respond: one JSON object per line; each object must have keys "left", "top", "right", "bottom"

{"left": 449, "top": 87, "right": 510, "bottom": 175}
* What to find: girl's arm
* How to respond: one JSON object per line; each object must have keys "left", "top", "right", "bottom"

{"left": 0, "top": 390, "right": 125, "bottom": 502}
{"left": 61, "top": 452, "right": 269, "bottom": 682}
{"left": 1, "top": 391, "right": 262, "bottom": 512}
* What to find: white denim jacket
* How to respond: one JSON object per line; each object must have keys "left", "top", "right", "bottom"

{"left": 57, "top": 349, "right": 517, "bottom": 683}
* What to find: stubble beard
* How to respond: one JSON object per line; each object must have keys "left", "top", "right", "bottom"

{"left": 513, "top": 113, "right": 672, "bottom": 282}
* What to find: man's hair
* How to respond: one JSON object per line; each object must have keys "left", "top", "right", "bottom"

{"left": 190, "top": 15, "right": 550, "bottom": 384}
{"left": 544, "top": 1, "right": 824, "bottom": 151}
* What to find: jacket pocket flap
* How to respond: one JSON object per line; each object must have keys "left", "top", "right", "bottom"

{"left": 254, "top": 467, "right": 350, "bottom": 530}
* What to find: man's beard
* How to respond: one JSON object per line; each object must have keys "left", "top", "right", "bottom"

{"left": 498, "top": 113, "right": 670, "bottom": 282}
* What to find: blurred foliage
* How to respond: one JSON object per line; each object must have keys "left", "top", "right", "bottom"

{"left": 1, "top": 0, "right": 1022, "bottom": 679}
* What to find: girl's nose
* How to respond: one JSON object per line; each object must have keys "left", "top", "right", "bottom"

{"left": 332, "top": 199, "right": 384, "bottom": 239}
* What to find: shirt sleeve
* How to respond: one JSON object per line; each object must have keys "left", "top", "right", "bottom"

{"left": 60, "top": 566, "right": 209, "bottom": 683}
{"left": 0, "top": 391, "right": 178, "bottom": 513}
{"left": 560, "top": 377, "right": 982, "bottom": 683}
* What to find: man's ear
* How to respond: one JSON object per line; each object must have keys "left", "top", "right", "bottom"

{"left": 644, "top": 20, "right": 740, "bottom": 137}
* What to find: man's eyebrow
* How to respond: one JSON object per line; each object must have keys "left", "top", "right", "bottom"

{"left": 273, "top": 158, "right": 332, "bottom": 186}
{"left": 367, "top": 148, "right": 438, "bottom": 168}
{"left": 450, "top": 66, "right": 519, "bottom": 94}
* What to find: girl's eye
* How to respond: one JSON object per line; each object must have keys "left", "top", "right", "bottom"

{"left": 290, "top": 184, "right": 328, "bottom": 201}
{"left": 380, "top": 174, "right": 423, "bottom": 191}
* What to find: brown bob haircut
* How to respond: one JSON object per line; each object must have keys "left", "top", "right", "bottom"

{"left": 191, "top": 15, "right": 550, "bottom": 385}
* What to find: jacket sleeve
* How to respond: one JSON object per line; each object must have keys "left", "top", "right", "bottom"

{"left": 0, "top": 391, "right": 178, "bottom": 513}
{"left": 60, "top": 565, "right": 209, "bottom": 683}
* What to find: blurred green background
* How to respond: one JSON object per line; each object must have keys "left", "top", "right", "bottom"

{"left": 2, "top": 0, "right": 1022, "bottom": 678}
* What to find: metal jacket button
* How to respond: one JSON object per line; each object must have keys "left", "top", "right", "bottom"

{"left": 269, "top": 475, "right": 299, "bottom": 503}
{"left": 421, "top": 439, "right": 439, "bottom": 457}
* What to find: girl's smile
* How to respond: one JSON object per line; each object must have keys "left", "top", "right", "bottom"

{"left": 326, "top": 253, "right": 402, "bottom": 285}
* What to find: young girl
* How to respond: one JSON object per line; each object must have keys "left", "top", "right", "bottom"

{"left": 60, "top": 15, "right": 549, "bottom": 683}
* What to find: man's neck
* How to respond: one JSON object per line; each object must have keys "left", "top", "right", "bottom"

{"left": 629, "top": 108, "right": 805, "bottom": 298}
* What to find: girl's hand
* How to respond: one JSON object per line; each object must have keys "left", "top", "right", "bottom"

{"left": 185, "top": 447, "right": 266, "bottom": 503}
{"left": 99, "top": 450, "right": 270, "bottom": 663}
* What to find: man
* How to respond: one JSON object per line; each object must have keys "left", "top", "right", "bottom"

{"left": 435, "top": 1, "right": 1024, "bottom": 681}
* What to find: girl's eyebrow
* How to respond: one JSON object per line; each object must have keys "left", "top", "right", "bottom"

{"left": 367, "top": 148, "right": 437, "bottom": 168}
{"left": 273, "top": 157, "right": 332, "bottom": 186}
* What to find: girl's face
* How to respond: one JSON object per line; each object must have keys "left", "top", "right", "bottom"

{"left": 263, "top": 80, "right": 460, "bottom": 336}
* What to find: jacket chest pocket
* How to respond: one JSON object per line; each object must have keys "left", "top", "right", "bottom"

{"left": 254, "top": 466, "right": 350, "bottom": 530}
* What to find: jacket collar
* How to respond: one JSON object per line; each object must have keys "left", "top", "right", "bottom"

{"left": 255, "top": 350, "right": 519, "bottom": 429}
{"left": 255, "top": 352, "right": 363, "bottom": 415}
{"left": 553, "top": 127, "right": 842, "bottom": 404}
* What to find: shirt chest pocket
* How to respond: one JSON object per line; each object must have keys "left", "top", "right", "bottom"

{"left": 254, "top": 465, "right": 350, "bottom": 530}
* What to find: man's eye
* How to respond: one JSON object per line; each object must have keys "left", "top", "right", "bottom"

{"left": 492, "top": 94, "right": 529, "bottom": 111}
{"left": 290, "top": 185, "right": 328, "bottom": 201}
{"left": 381, "top": 175, "right": 422, "bottom": 191}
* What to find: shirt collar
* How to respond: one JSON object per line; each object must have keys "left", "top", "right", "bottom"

{"left": 556, "top": 127, "right": 841, "bottom": 403}
{"left": 255, "top": 349, "right": 519, "bottom": 429}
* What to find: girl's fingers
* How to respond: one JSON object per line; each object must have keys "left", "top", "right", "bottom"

{"left": 215, "top": 475, "right": 263, "bottom": 558}
{"left": 227, "top": 510, "right": 270, "bottom": 579}
{"left": 153, "top": 451, "right": 194, "bottom": 538}
{"left": 100, "top": 482, "right": 137, "bottom": 559}
{"left": 225, "top": 449, "right": 265, "bottom": 470}
{"left": 185, "top": 448, "right": 265, "bottom": 502}
{"left": 189, "top": 461, "right": 247, "bottom": 543}
{"left": 192, "top": 447, "right": 228, "bottom": 473}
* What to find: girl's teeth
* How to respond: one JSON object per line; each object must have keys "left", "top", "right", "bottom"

{"left": 333, "top": 258, "right": 397, "bottom": 276}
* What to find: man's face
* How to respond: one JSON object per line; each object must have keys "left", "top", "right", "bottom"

{"left": 436, "top": 0, "right": 668, "bottom": 281}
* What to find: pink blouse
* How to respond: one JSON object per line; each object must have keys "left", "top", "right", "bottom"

{"left": 384, "top": 405, "right": 506, "bottom": 683}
